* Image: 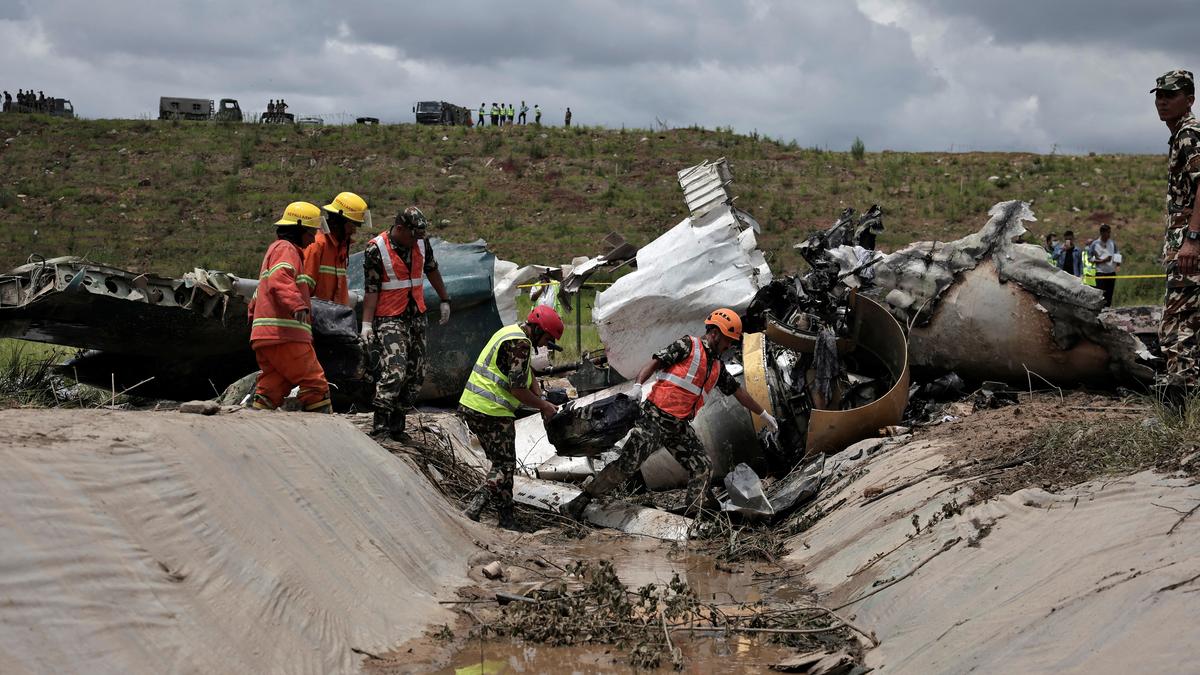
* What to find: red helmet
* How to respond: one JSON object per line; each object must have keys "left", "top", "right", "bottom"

{"left": 527, "top": 305, "right": 565, "bottom": 340}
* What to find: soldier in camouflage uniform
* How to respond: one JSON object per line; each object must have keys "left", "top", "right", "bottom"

{"left": 563, "top": 309, "right": 778, "bottom": 520}
{"left": 459, "top": 307, "right": 563, "bottom": 529}
{"left": 360, "top": 207, "right": 451, "bottom": 441}
{"left": 1154, "top": 69, "right": 1200, "bottom": 398}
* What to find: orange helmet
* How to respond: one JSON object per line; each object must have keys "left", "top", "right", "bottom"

{"left": 705, "top": 308, "right": 742, "bottom": 341}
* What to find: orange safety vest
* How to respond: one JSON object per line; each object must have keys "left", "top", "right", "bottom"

{"left": 371, "top": 231, "right": 428, "bottom": 317}
{"left": 248, "top": 240, "right": 314, "bottom": 345}
{"left": 647, "top": 336, "right": 720, "bottom": 420}
{"left": 302, "top": 231, "right": 351, "bottom": 306}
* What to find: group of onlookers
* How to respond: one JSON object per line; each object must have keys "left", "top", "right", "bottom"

{"left": 477, "top": 102, "right": 572, "bottom": 127}
{"left": 1042, "top": 223, "right": 1121, "bottom": 306}
{"left": 3, "top": 89, "right": 56, "bottom": 113}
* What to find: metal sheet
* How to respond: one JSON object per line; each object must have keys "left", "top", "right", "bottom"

{"left": 804, "top": 294, "right": 910, "bottom": 456}
{"left": 907, "top": 260, "right": 1111, "bottom": 384}
{"left": 511, "top": 478, "right": 691, "bottom": 541}
{"left": 677, "top": 158, "right": 734, "bottom": 219}
{"left": 593, "top": 205, "right": 771, "bottom": 378}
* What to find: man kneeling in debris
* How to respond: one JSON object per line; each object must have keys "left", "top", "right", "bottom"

{"left": 563, "top": 309, "right": 778, "bottom": 520}
{"left": 460, "top": 307, "right": 564, "bottom": 529}
{"left": 248, "top": 202, "right": 332, "bottom": 413}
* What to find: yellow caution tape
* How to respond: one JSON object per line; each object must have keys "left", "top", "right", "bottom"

{"left": 1093, "top": 274, "right": 1168, "bottom": 280}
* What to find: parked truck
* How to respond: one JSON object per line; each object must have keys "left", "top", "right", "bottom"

{"left": 158, "top": 97, "right": 243, "bottom": 122}
{"left": 413, "top": 101, "right": 472, "bottom": 126}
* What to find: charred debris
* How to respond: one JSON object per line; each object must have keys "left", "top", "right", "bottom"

{"left": 0, "top": 159, "right": 1158, "bottom": 534}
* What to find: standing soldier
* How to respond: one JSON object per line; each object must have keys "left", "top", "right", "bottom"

{"left": 519, "top": 100, "right": 528, "bottom": 124}
{"left": 460, "top": 307, "right": 564, "bottom": 528}
{"left": 248, "top": 202, "right": 332, "bottom": 413}
{"left": 360, "top": 207, "right": 451, "bottom": 441}
{"left": 534, "top": 104, "right": 542, "bottom": 125}
{"left": 564, "top": 107, "right": 572, "bottom": 127}
{"left": 563, "top": 309, "right": 778, "bottom": 520}
{"left": 478, "top": 102, "right": 486, "bottom": 127}
{"left": 1154, "top": 69, "right": 1200, "bottom": 401}
{"left": 2, "top": 91, "right": 10, "bottom": 112}
{"left": 304, "top": 191, "right": 369, "bottom": 306}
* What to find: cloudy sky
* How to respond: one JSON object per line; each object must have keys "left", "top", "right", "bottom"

{"left": 2, "top": 0, "right": 1194, "bottom": 154}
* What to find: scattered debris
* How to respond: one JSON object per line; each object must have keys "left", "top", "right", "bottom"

{"left": 178, "top": 400, "right": 219, "bottom": 415}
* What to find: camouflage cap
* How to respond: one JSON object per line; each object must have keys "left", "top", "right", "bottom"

{"left": 1151, "top": 69, "right": 1194, "bottom": 93}
{"left": 397, "top": 206, "right": 429, "bottom": 232}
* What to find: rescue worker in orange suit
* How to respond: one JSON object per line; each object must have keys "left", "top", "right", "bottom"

{"left": 303, "top": 191, "right": 369, "bottom": 306}
{"left": 360, "top": 207, "right": 451, "bottom": 441}
{"left": 562, "top": 309, "right": 778, "bottom": 519}
{"left": 249, "top": 202, "right": 332, "bottom": 412}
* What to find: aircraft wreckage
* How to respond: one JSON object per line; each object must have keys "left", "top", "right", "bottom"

{"left": 0, "top": 160, "right": 1157, "bottom": 533}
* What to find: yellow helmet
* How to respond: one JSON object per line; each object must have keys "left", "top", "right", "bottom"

{"left": 274, "top": 201, "right": 328, "bottom": 232}
{"left": 322, "top": 191, "right": 371, "bottom": 225}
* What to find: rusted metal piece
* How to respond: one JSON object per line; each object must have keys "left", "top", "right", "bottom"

{"left": 907, "top": 260, "right": 1111, "bottom": 384}
{"left": 803, "top": 294, "right": 910, "bottom": 456}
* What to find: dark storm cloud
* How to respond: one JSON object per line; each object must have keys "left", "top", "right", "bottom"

{"left": 912, "top": 0, "right": 1200, "bottom": 58}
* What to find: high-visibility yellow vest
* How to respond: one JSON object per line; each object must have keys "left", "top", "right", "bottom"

{"left": 507, "top": 106, "right": 514, "bottom": 116}
{"left": 459, "top": 324, "right": 532, "bottom": 417}
{"left": 1082, "top": 250, "right": 1096, "bottom": 287}
{"left": 491, "top": 105, "right": 499, "bottom": 116}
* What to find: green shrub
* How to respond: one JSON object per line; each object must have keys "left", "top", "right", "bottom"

{"left": 850, "top": 137, "right": 865, "bottom": 161}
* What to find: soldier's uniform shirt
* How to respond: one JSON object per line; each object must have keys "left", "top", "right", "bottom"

{"left": 1161, "top": 112, "right": 1200, "bottom": 386}
{"left": 602, "top": 336, "right": 741, "bottom": 513}
{"left": 363, "top": 235, "right": 439, "bottom": 411}
{"left": 458, "top": 339, "right": 532, "bottom": 511}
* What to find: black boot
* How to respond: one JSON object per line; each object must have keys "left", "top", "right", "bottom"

{"left": 462, "top": 491, "right": 488, "bottom": 522}
{"left": 371, "top": 408, "right": 390, "bottom": 437}
{"left": 497, "top": 503, "right": 518, "bottom": 530}
{"left": 388, "top": 410, "right": 410, "bottom": 443}
{"left": 561, "top": 493, "right": 591, "bottom": 521}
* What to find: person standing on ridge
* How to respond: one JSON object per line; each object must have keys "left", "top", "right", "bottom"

{"left": 248, "top": 202, "right": 332, "bottom": 413}
{"left": 360, "top": 207, "right": 451, "bottom": 441}
{"left": 1153, "top": 68, "right": 1200, "bottom": 400}
{"left": 564, "top": 107, "right": 572, "bottom": 127}
{"left": 519, "top": 100, "right": 528, "bottom": 124}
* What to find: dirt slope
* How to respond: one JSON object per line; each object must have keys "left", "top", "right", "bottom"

{"left": 0, "top": 408, "right": 486, "bottom": 674}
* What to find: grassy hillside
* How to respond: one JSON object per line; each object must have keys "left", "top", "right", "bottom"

{"left": 0, "top": 115, "right": 1171, "bottom": 304}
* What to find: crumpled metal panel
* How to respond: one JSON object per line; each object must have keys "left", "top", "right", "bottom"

{"left": 593, "top": 205, "right": 772, "bottom": 378}
{"left": 677, "top": 158, "right": 734, "bottom": 219}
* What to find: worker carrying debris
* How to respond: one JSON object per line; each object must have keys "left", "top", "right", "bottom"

{"left": 562, "top": 309, "right": 779, "bottom": 519}
{"left": 303, "top": 191, "right": 369, "bottom": 306}
{"left": 360, "top": 207, "right": 451, "bottom": 441}
{"left": 248, "top": 202, "right": 332, "bottom": 413}
{"left": 461, "top": 306, "right": 565, "bottom": 529}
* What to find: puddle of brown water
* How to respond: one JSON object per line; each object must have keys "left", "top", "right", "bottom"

{"left": 562, "top": 535, "right": 805, "bottom": 605}
{"left": 437, "top": 537, "right": 807, "bottom": 673}
{"left": 438, "top": 634, "right": 795, "bottom": 674}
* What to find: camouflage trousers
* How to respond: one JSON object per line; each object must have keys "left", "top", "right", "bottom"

{"left": 1160, "top": 285, "right": 1200, "bottom": 387}
{"left": 460, "top": 407, "right": 516, "bottom": 512}
{"left": 606, "top": 401, "right": 713, "bottom": 514}
{"left": 371, "top": 313, "right": 427, "bottom": 414}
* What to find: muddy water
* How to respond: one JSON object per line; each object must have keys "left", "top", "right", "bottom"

{"left": 438, "top": 536, "right": 807, "bottom": 674}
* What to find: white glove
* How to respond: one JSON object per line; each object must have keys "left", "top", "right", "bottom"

{"left": 759, "top": 411, "right": 779, "bottom": 434}
{"left": 637, "top": 381, "right": 652, "bottom": 402}
{"left": 439, "top": 301, "right": 451, "bottom": 326}
{"left": 359, "top": 321, "right": 374, "bottom": 342}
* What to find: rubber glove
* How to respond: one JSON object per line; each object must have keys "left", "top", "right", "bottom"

{"left": 439, "top": 301, "right": 451, "bottom": 326}
{"left": 360, "top": 321, "right": 374, "bottom": 342}
{"left": 759, "top": 411, "right": 780, "bottom": 434}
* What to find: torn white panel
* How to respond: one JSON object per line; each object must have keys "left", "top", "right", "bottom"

{"left": 594, "top": 205, "right": 772, "bottom": 378}
{"left": 512, "top": 480, "right": 691, "bottom": 542}
{"left": 492, "top": 260, "right": 540, "bottom": 326}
